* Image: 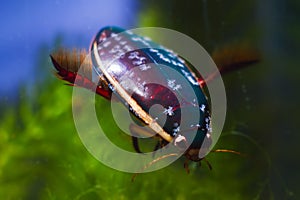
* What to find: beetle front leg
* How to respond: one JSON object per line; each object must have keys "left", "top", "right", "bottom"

{"left": 202, "top": 157, "right": 212, "bottom": 170}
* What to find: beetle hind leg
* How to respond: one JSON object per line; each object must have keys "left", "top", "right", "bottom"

{"left": 129, "top": 123, "right": 157, "bottom": 153}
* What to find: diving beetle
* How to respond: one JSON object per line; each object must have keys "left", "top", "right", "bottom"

{"left": 50, "top": 26, "right": 259, "bottom": 172}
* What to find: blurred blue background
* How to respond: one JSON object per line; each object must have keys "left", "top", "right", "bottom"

{"left": 0, "top": 0, "right": 137, "bottom": 100}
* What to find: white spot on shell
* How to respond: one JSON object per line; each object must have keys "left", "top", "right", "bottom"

{"left": 111, "top": 33, "right": 118, "bottom": 38}
{"left": 181, "top": 69, "right": 199, "bottom": 85}
{"left": 177, "top": 57, "right": 185, "bottom": 64}
{"left": 173, "top": 126, "right": 180, "bottom": 134}
{"left": 206, "top": 132, "right": 211, "bottom": 138}
{"left": 177, "top": 63, "right": 184, "bottom": 68}
{"left": 149, "top": 48, "right": 158, "bottom": 53}
{"left": 128, "top": 51, "right": 139, "bottom": 59}
{"left": 109, "top": 45, "right": 121, "bottom": 54}
{"left": 171, "top": 60, "right": 178, "bottom": 66}
{"left": 161, "top": 56, "right": 171, "bottom": 63}
{"left": 143, "top": 36, "right": 152, "bottom": 41}
{"left": 139, "top": 64, "right": 151, "bottom": 71}
{"left": 123, "top": 45, "right": 133, "bottom": 52}
{"left": 114, "top": 36, "right": 122, "bottom": 41}
{"left": 126, "top": 30, "right": 133, "bottom": 35}
{"left": 167, "top": 79, "right": 182, "bottom": 91}
{"left": 190, "top": 124, "right": 201, "bottom": 128}
{"left": 120, "top": 41, "right": 127, "bottom": 45}
{"left": 200, "top": 104, "right": 206, "bottom": 112}
{"left": 168, "top": 53, "right": 177, "bottom": 58}
{"left": 132, "top": 57, "right": 146, "bottom": 66}
{"left": 103, "top": 41, "right": 111, "bottom": 48}
{"left": 163, "top": 106, "right": 174, "bottom": 116}
{"left": 107, "top": 63, "right": 125, "bottom": 77}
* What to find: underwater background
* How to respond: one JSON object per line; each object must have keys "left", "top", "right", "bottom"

{"left": 0, "top": 0, "right": 299, "bottom": 199}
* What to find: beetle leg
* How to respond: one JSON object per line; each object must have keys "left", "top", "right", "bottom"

{"left": 151, "top": 141, "right": 160, "bottom": 158}
{"left": 198, "top": 45, "right": 260, "bottom": 88}
{"left": 212, "top": 43, "right": 260, "bottom": 75}
{"left": 132, "top": 153, "right": 179, "bottom": 182}
{"left": 203, "top": 157, "right": 212, "bottom": 170}
{"left": 153, "top": 141, "right": 161, "bottom": 151}
{"left": 129, "top": 123, "right": 157, "bottom": 153}
{"left": 50, "top": 52, "right": 112, "bottom": 100}
{"left": 152, "top": 138, "right": 166, "bottom": 158}
{"left": 129, "top": 123, "right": 157, "bottom": 138}
{"left": 184, "top": 159, "right": 190, "bottom": 174}
{"left": 132, "top": 136, "right": 143, "bottom": 153}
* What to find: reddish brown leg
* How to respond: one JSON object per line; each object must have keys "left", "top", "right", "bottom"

{"left": 184, "top": 159, "right": 190, "bottom": 174}
{"left": 50, "top": 53, "right": 112, "bottom": 99}
{"left": 203, "top": 157, "right": 212, "bottom": 170}
{"left": 198, "top": 44, "right": 260, "bottom": 87}
{"left": 132, "top": 153, "right": 178, "bottom": 182}
{"left": 129, "top": 123, "right": 157, "bottom": 154}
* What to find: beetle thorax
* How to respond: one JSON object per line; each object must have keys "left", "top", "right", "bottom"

{"left": 184, "top": 132, "right": 212, "bottom": 162}
{"left": 185, "top": 149, "right": 203, "bottom": 161}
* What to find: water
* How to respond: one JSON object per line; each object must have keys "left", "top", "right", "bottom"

{"left": 0, "top": 0, "right": 299, "bottom": 199}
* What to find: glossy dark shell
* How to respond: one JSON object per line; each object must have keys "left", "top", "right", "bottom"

{"left": 91, "top": 26, "right": 211, "bottom": 149}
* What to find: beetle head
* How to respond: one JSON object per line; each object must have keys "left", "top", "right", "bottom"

{"left": 174, "top": 132, "right": 212, "bottom": 162}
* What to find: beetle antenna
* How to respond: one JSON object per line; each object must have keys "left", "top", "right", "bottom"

{"left": 131, "top": 153, "right": 178, "bottom": 182}
{"left": 211, "top": 149, "right": 245, "bottom": 156}
{"left": 184, "top": 149, "right": 241, "bottom": 174}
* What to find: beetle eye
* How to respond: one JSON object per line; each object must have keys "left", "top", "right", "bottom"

{"left": 174, "top": 134, "right": 188, "bottom": 151}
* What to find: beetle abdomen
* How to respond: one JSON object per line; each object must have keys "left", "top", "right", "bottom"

{"left": 91, "top": 26, "right": 211, "bottom": 150}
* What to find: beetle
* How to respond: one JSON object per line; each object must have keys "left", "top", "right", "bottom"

{"left": 50, "top": 26, "right": 259, "bottom": 173}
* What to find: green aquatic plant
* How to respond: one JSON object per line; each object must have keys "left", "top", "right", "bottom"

{"left": 0, "top": 47, "right": 283, "bottom": 200}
